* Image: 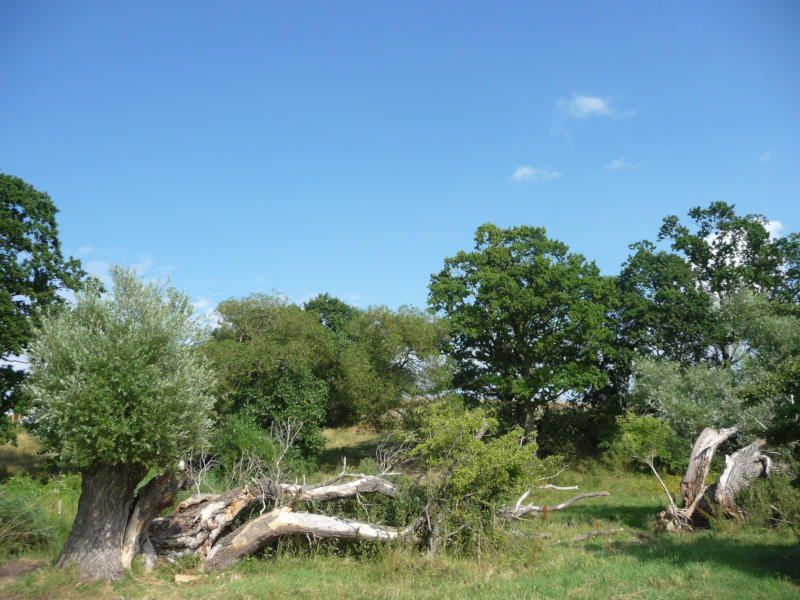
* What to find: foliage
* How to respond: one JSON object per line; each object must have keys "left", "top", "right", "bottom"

{"left": 0, "top": 474, "right": 81, "bottom": 555}
{"left": 736, "top": 471, "right": 800, "bottom": 533}
{"left": 235, "top": 365, "right": 328, "bottom": 461}
{"left": 0, "top": 483, "right": 56, "bottom": 554}
{"left": 630, "top": 358, "right": 741, "bottom": 442}
{"left": 207, "top": 293, "right": 451, "bottom": 436}
{"left": 618, "top": 202, "right": 800, "bottom": 367}
{"left": 605, "top": 413, "right": 674, "bottom": 467}
{"left": 0, "top": 174, "right": 89, "bottom": 443}
{"left": 428, "top": 223, "right": 616, "bottom": 436}
{"left": 205, "top": 293, "right": 335, "bottom": 462}
{"left": 341, "top": 305, "right": 452, "bottom": 427}
{"left": 409, "top": 403, "right": 555, "bottom": 553}
{"left": 304, "top": 292, "right": 359, "bottom": 336}
{"left": 737, "top": 298, "right": 800, "bottom": 455}
{"left": 23, "top": 266, "right": 215, "bottom": 468}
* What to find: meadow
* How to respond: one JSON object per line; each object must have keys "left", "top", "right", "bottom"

{"left": 1, "top": 428, "right": 798, "bottom": 600}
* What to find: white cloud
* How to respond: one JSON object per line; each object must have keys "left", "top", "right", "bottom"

{"left": 513, "top": 166, "right": 563, "bottom": 182}
{"left": 605, "top": 156, "right": 640, "bottom": 171}
{"left": 765, "top": 220, "right": 783, "bottom": 238}
{"left": 557, "top": 93, "right": 635, "bottom": 118}
{"left": 758, "top": 152, "right": 772, "bottom": 164}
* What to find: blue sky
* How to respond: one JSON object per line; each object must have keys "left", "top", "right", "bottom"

{"left": 2, "top": 1, "right": 798, "bottom": 316}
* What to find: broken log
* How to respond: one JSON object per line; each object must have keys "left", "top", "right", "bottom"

{"left": 502, "top": 491, "right": 610, "bottom": 520}
{"left": 679, "top": 426, "right": 738, "bottom": 509}
{"left": 704, "top": 439, "right": 771, "bottom": 518}
{"left": 148, "top": 474, "right": 401, "bottom": 561}
{"left": 203, "top": 506, "right": 417, "bottom": 571}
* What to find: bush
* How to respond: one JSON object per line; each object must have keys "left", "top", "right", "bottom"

{"left": 737, "top": 470, "right": 800, "bottom": 531}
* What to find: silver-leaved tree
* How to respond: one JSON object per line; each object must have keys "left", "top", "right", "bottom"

{"left": 24, "top": 266, "right": 215, "bottom": 582}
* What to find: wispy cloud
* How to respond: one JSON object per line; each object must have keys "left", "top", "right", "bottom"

{"left": 605, "top": 156, "right": 640, "bottom": 171}
{"left": 758, "top": 151, "right": 772, "bottom": 164}
{"left": 513, "top": 166, "right": 562, "bottom": 183}
{"left": 549, "top": 127, "right": 572, "bottom": 142}
{"left": 557, "top": 93, "right": 635, "bottom": 119}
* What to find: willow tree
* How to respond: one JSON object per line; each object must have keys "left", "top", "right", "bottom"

{"left": 24, "top": 266, "right": 215, "bottom": 582}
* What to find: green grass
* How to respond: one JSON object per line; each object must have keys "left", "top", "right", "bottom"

{"left": 2, "top": 428, "right": 799, "bottom": 600}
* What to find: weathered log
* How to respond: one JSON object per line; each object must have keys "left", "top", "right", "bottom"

{"left": 203, "top": 506, "right": 417, "bottom": 571}
{"left": 502, "top": 491, "right": 610, "bottom": 520}
{"left": 148, "top": 474, "right": 400, "bottom": 561}
{"left": 120, "top": 469, "right": 192, "bottom": 569}
{"left": 149, "top": 486, "right": 256, "bottom": 560}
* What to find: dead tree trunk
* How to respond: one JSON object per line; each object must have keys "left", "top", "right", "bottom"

{"left": 120, "top": 469, "right": 193, "bottom": 569}
{"left": 657, "top": 427, "right": 771, "bottom": 532}
{"left": 203, "top": 506, "right": 417, "bottom": 571}
{"left": 147, "top": 473, "right": 408, "bottom": 570}
{"left": 703, "top": 439, "right": 771, "bottom": 518}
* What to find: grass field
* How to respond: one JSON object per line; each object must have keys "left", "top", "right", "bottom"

{"left": 1, "top": 428, "right": 799, "bottom": 600}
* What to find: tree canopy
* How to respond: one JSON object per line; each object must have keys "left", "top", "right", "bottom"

{"left": 428, "top": 223, "right": 617, "bottom": 436}
{"left": 0, "top": 173, "right": 88, "bottom": 442}
{"left": 24, "top": 266, "right": 215, "bottom": 468}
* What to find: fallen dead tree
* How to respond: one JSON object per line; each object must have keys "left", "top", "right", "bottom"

{"left": 656, "top": 427, "right": 772, "bottom": 532}
{"left": 146, "top": 470, "right": 409, "bottom": 571}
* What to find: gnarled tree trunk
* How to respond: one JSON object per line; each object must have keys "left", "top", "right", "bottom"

{"left": 58, "top": 464, "right": 147, "bottom": 582}
{"left": 657, "top": 427, "right": 771, "bottom": 532}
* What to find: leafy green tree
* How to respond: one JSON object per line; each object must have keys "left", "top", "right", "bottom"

{"left": 0, "top": 174, "right": 88, "bottom": 442}
{"left": 738, "top": 297, "right": 800, "bottom": 454}
{"left": 23, "top": 266, "right": 215, "bottom": 581}
{"left": 428, "top": 223, "right": 616, "bottom": 437}
{"left": 341, "top": 305, "right": 452, "bottom": 427}
{"left": 618, "top": 202, "right": 800, "bottom": 366}
{"left": 304, "top": 292, "right": 359, "bottom": 336}
{"left": 205, "top": 293, "right": 335, "bottom": 461}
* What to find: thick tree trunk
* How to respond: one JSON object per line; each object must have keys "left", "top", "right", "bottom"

{"left": 58, "top": 464, "right": 147, "bottom": 582}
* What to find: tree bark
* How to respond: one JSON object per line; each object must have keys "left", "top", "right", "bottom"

{"left": 679, "top": 426, "right": 738, "bottom": 509}
{"left": 203, "top": 506, "right": 417, "bottom": 571}
{"left": 58, "top": 463, "right": 147, "bottom": 582}
{"left": 120, "top": 469, "right": 192, "bottom": 569}
{"left": 704, "top": 439, "right": 771, "bottom": 518}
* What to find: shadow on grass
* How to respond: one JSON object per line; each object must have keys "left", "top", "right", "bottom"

{"left": 566, "top": 502, "right": 660, "bottom": 530}
{"left": 318, "top": 439, "right": 381, "bottom": 473}
{"left": 589, "top": 533, "right": 800, "bottom": 584}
